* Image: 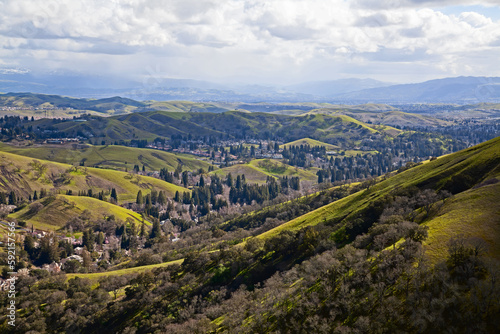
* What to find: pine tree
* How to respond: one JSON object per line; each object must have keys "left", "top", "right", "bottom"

{"left": 158, "top": 191, "right": 166, "bottom": 205}
{"left": 150, "top": 220, "right": 162, "bottom": 239}
{"left": 8, "top": 191, "right": 16, "bottom": 205}
{"left": 140, "top": 220, "right": 146, "bottom": 238}
{"left": 136, "top": 190, "right": 143, "bottom": 205}
{"left": 110, "top": 188, "right": 118, "bottom": 202}
{"left": 33, "top": 190, "right": 38, "bottom": 201}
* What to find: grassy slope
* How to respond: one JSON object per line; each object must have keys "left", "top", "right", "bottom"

{"left": 0, "top": 150, "right": 189, "bottom": 203}
{"left": 304, "top": 107, "right": 449, "bottom": 128}
{"left": 212, "top": 164, "right": 270, "bottom": 184}
{"left": 255, "top": 137, "right": 500, "bottom": 251}
{"left": 0, "top": 143, "right": 212, "bottom": 172}
{"left": 281, "top": 138, "right": 339, "bottom": 150}
{"left": 423, "top": 181, "right": 500, "bottom": 263}
{"left": 211, "top": 159, "right": 317, "bottom": 183}
{"left": 9, "top": 195, "right": 146, "bottom": 231}
{"left": 248, "top": 159, "right": 318, "bottom": 182}
{"left": 65, "top": 259, "right": 184, "bottom": 282}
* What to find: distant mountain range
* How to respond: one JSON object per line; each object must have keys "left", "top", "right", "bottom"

{"left": 1, "top": 70, "right": 499, "bottom": 103}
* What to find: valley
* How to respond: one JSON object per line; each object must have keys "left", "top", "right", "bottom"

{"left": 0, "top": 93, "right": 499, "bottom": 333}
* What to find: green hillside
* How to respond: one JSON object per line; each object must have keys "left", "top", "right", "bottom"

{"left": 9, "top": 195, "right": 146, "bottom": 231}
{"left": 281, "top": 137, "right": 339, "bottom": 150}
{"left": 254, "top": 136, "right": 500, "bottom": 260}
{"left": 211, "top": 164, "right": 270, "bottom": 184}
{"left": 0, "top": 150, "right": 189, "bottom": 203}
{"left": 211, "top": 159, "right": 318, "bottom": 184}
{"left": 31, "top": 110, "right": 402, "bottom": 147}
{"left": 423, "top": 180, "right": 500, "bottom": 263}
{"left": 0, "top": 143, "right": 212, "bottom": 172}
{"left": 306, "top": 107, "right": 451, "bottom": 127}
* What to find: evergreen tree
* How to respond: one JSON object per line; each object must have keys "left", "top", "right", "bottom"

{"left": 140, "top": 220, "right": 146, "bottom": 238}
{"left": 151, "top": 189, "right": 158, "bottom": 205}
{"left": 136, "top": 190, "right": 144, "bottom": 205}
{"left": 82, "top": 228, "right": 95, "bottom": 253}
{"left": 110, "top": 188, "right": 118, "bottom": 202}
{"left": 8, "top": 191, "right": 16, "bottom": 205}
{"left": 158, "top": 191, "right": 166, "bottom": 205}
{"left": 226, "top": 173, "right": 233, "bottom": 187}
{"left": 150, "top": 220, "right": 162, "bottom": 239}
{"left": 97, "top": 232, "right": 105, "bottom": 246}
{"left": 33, "top": 190, "right": 38, "bottom": 201}
{"left": 182, "top": 171, "right": 189, "bottom": 187}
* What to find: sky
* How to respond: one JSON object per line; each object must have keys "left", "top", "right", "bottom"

{"left": 1, "top": 0, "right": 500, "bottom": 86}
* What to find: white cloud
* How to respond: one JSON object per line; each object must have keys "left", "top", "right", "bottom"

{"left": 0, "top": 0, "right": 499, "bottom": 84}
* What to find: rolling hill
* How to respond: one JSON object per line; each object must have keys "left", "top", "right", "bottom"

{"left": 212, "top": 159, "right": 318, "bottom": 184}
{"left": 253, "top": 135, "right": 500, "bottom": 261}
{"left": 0, "top": 150, "right": 189, "bottom": 203}
{"left": 25, "top": 109, "right": 404, "bottom": 148}
{"left": 0, "top": 143, "right": 212, "bottom": 172}
{"left": 9, "top": 195, "right": 147, "bottom": 231}
{"left": 281, "top": 138, "right": 339, "bottom": 150}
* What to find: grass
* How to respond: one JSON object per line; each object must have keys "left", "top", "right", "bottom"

{"left": 65, "top": 259, "right": 184, "bottom": 282}
{"left": 212, "top": 159, "right": 318, "bottom": 184}
{"left": 9, "top": 194, "right": 146, "bottom": 231}
{"left": 253, "top": 136, "right": 500, "bottom": 242}
{"left": 212, "top": 164, "right": 271, "bottom": 184}
{"left": 249, "top": 159, "right": 317, "bottom": 181}
{"left": 423, "top": 180, "right": 500, "bottom": 263}
{"left": 0, "top": 143, "right": 212, "bottom": 172}
{"left": 281, "top": 138, "right": 338, "bottom": 150}
{"left": 0, "top": 150, "right": 190, "bottom": 204}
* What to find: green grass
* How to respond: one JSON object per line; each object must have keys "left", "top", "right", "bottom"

{"left": 281, "top": 138, "right": 338, "bottom": 150}
{"left": 0, "top": 143, "right": 212, "bottom": 172}
{"left": 9, "top": 194, "right": 146, "bottom": 231}
{"left": 249, "top": 159, "right": 317, "bottom": 181}
{"left": 423, "top": 180, "right": 500, "bottom": 263}
{"left": 212, "top": 159, "right": 318, "bottom": 184}
{"left": 253, "top": 136, "right": 500, "bottom": 242}
{"left": 65, "top": 259, "right": 184, "bottom": 282}
{"left": 212, "top": 164, "right": 270, "bottom": 184}
{"left": 0, "top": 150, "right": 190, "bottom": 203}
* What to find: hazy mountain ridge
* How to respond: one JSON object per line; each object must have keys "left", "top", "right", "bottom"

{"left": 2, "top": 72, "right": 500, "bottom": 103}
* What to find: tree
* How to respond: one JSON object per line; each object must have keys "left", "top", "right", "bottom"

{"left": 97, "top": 232, "right": 105, "bottom": 246}
{"left": 82, "top": 248, "right": 92, "bottom": 271}
{"left": 82, "top": 228, "right": 95, "bottom": 253}
{"left": 110, "top": 188, "right": 118, "bottom": 202}
{"left": 8, "top": 191, "right": 16, "bottom": 205}
{"left": 226, "top": 173, "right": 233, "bottom": 187}
{"left": 158, "top": 191, "right": 166, "bottom": 205}
{"left": 136, "top": 190, "right": 143, "bottom": 205}
{"left": 182, "top": 171, "right": 189, "bottom": 187}
{"left": 140, "top": 220, "right": 146, "bottom": 238}
{"left": 150, "top": 220, "right": 162, "bottom": 239}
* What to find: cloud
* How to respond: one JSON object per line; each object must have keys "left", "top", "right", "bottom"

{"left": 0, "top": 0, "right": 498, "bottom": 84}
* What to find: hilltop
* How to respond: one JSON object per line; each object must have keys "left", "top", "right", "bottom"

{"left": 0, "top": 150, "right": 189, "bottom": 203}
{"left": 0, "top": 143, "right": 212, "bottom": 172}
{"left": 9, "top": 194, "right": 146, "bottom": 231}
{"left": 31, "top": 110, "right": 400, "bottom": 148}
{"left": 281, "top": 138, "right": 338, "bottom": 150}
{"left": 254, "top": 135, "right": 500, "bottom": 261}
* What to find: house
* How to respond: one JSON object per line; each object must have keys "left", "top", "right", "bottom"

{"left": 41, "top": 262, "right": 61, "bottom": 273}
